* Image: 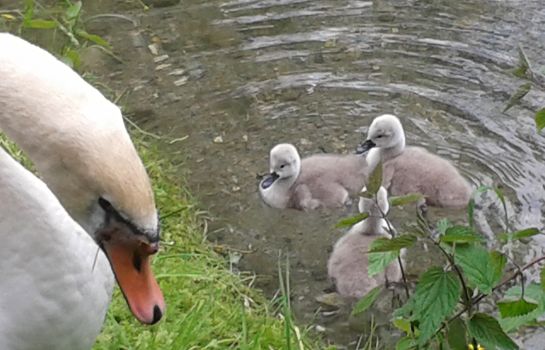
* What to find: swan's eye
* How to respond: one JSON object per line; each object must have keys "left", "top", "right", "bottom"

{"left": 98, "top": 197, "right": 114, "bottom": 212}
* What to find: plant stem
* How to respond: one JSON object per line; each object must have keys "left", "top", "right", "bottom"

{"left": 432, "top": 239, "right": 472, "bottom": 314}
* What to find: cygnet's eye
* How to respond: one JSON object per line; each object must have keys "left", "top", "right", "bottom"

{"left": 376, "top": 134, "right": 384, "bottom": 139}
{"left": 280, "top": 164, "right": 286, "bottom": 169}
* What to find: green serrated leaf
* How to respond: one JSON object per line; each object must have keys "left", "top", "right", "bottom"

{"left": 367, "top": 160, "right": 383, "bottom": 195}
{"left": 498, "top": 299, "right": 539, "bottom": 318}
{"left": 368, "top": 235, "right": 416, "bottom": 253}
{"left": 413, "top": 267, "right": 461, "bottom": 345}
{"left": 499, "top": 227, "right": 541, "bottom": 243}
{"left": 468, "top": 313, "right": 518, "bottom": 350}
{"left": 395, "top": 337, "right": 417, "bottom": 350}
{"left": 76, "top": 29, "right": 111, "bottom": 48}
{"left": 503, "top": 82, "right": 532, "bottom": 113}
{"left": 436, "top": 218, "right": 451, "bottom": 235}
{"left": 351, "top": 286, "right": 383, "bottom": 315}
{"left": 541, "top": 267, "right": 545, "bottom": 292}
{"left": 335, "top": 212, "right": 369, "bottom": 228}
{"left": 368, "top": 250, "right": 399, "bottom": 277}
{"left": 447, "top": 318, "right": 468, "bottom": 350}
{"left": 441, "top": 225, "right": 482, "bottom": 244}
{"left": 455, "top": 245, "right": 498, "bottom": 294}
{"left": 24, "top": 19, "right": 57, "bottom": 29}
{"left": 501, "top": 283, "right": 545, "bottom": 331}
{"left": 490, "top": 251, "right": 506, "bottom": 284}
{"left": 389, "top": 193, "right": 424, "bottom": 207}
{"left": 536, "top": 108, "right": 545, "bottom": 132}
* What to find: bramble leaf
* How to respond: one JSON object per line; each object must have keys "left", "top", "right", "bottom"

{"left": 499, "top": 228, "right": 540, "bottom": 243}
{"left": 368, "top": 235, "right": 417, "bottom": 253}
{"left": 368, "top": 250, "right": 399, "bottom": 277}
{"left": 490, "top": 251, "right": 507, "bottom": 284}
{"left": 440, "top": 225, "right": 482, "bottom": 244}
{"left": 455, "top": 245, "right": 499, "bottom": 294}
{"left": 468, "top": 313, "right": 518, "bottom": 350}
{"left": 498, "top": 299, "right": 539, "bottom": 318}
{"left": 501, "top": 283, "right": 545, "bottom": 331}
{"left": 335, "top": 212, "right": 369, "bottom": 228}
{"left": 352, "top": 286, "right": 383, "bottom": 315}
{"left": 447, "top": 318, "right": 468, "bottom": 350}
{"left": 412, "top": 267, "right": 461, "bottom": 345}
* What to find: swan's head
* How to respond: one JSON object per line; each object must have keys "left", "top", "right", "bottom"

{"left": 358, "top": 186, "right": 389, "bottom": 216}
{"left": 261, "top": 143, "right": 301, "bottom": 189}
{"left": 35, "top": 105, "right": 165, "bottom": 326}
{"left": 0, "top": 34, "right": 164, "bottom": 325}
{"left": 357, "top": 114, "right": 405, "bottom": 153}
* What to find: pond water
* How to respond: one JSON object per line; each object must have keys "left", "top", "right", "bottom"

{"left": 33, "top": 0, "right": 545, "bottom": 347}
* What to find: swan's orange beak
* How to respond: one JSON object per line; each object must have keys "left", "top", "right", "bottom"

{"left": 102, "top": 239, "right": 165, "bottom": 324}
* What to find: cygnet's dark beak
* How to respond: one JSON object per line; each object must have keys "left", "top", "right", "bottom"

{"left": 356, "top": 140, "right": 376, "bottom": 154}
{"left": 260, "top": 172, "right": 280, "bottom": 189}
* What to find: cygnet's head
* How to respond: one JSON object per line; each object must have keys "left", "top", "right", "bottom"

{"left": 357, "top": 114, "right": 405, "bottom": 153}
{"left": 260, "top": 143, "right": 301, "bottom": 189}
{"left": 358, "top": 186, "right": 389, "bottom": 217}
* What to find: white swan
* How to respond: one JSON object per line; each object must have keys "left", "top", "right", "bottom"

{"left": 259, "top": 143, "right": 368, "bottom": 210}
{"left": 357, "top": 114, "right": 472, "bottom": 209}
{"left": 327, "top": 187, "right": 402, "bottom": 299}
{"left": 0, "top": 33, "right": 164, "bottom": 349}
{"left": 0, "top": 147, "right": 113, "bottom": 350}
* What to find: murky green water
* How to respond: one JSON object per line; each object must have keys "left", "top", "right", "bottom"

{"left": 20, "top": 0, "right": 545, "bottom": 347}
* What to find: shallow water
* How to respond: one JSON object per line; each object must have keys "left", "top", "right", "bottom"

{"left": 26, "top": 0, "right": 545, "bottom": 347}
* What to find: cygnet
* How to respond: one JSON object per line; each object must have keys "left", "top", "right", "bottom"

{"left": 327, "top": 186, "right": 403, "bottom": 299}
{"left": 358, "top": 114, "right": 472, "bottom": 209}
{"left": 259, "top": 143, "right": 368, "bottom": 210}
